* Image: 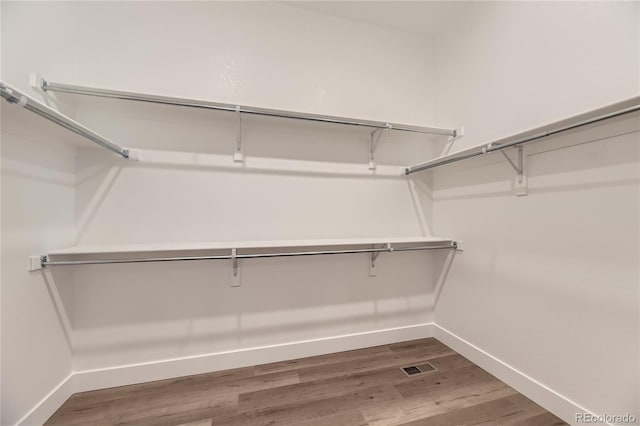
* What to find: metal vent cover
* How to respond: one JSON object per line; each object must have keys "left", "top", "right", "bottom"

{"left": 401, "top": 362, "right": 437, "bottom": 377}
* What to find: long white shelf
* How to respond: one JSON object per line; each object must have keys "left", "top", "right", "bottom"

{"left": 48, "top": 236, "right": 454, "bottom": 256}
{"left": 406, "top": 95, "right": 640, "bottom": 175}
{"left": 41, "top": 78, "right": 458, "bottom": 137}
{"left": 31, "top": 236, "right": 458, "bottom": 271}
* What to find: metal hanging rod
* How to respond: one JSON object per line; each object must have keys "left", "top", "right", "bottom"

{"left": 405, "top": 96, "right": 640, "bottom": 175}
{"left": 0, "top": 81, "right": 130, "bottom": 158}
{"left": 40, "top": 79, "right": 457, "bottom": 137}
{"left": 39, "top": 242, "right": 457, "bottom": 268}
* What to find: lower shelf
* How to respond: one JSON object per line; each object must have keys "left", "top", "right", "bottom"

{"left": 30, "top": 236, "right": 458, "bottom": 274}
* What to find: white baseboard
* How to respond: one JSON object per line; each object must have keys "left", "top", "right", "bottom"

{"left": 73, "top": 323, "right": 435, "bottom": 392}
{"left": 434, "top": 324, "right": 600, "bottom": 426}
{"left": 18, "top": 323, "right": 434, "bottom": 425}
{"left": 16, "top": 374, "right": 74, "bottom": 426}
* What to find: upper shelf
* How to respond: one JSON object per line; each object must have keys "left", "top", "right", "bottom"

{"left": 0, "top": 81, "right": 130, "bottom": 158}
{"left": 40, "top": 78, "right": 459, "bottom": 137}
{"left": 405, "top": 95, "right": 640, "bottom": 175}
{"left": 48, "top": 236, "right": 454, "bottom": 257}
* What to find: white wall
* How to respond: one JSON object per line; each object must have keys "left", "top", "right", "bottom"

{"left": 433, "top": 1, "right": 639, "bottom": 149}
{"left": 0, "top": 110, "right": 76, "bottom": 425}
{"left": 1, "top": 2, "right": 445, "bottom": 423}
{"left": 429, "top": 2, "right": 639, "bottom": 424}
{"left": 1, "top": 2, "right": 81, "bottom": 424}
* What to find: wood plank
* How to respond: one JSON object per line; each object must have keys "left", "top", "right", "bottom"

{"left": 47, "top": 389, "right": 235, "bottom": 426}
{"left": 362, "top": 378, "right": 517, "bottom": 425}
{"left": 298, "top": 341, "right": 455, "bottom": 382}
{"left": 292, "top": 409, "right": 369, "bottom": 426}
{"left": 109, "top": 370, "right": 299, "bottom": 425}
{"left": 64, "top": 366, "right": 255, "bottom": 408}
{"left": 111, "top": 394, "right": 237, "bottom": 426}
{"left": 514, "top": 411, "right": 568, "bottom": 425}
{"left": 254, "top": 344, "right": 393, "bottom": 376}
{"left": 239, "top": 367, "right": 405, "bottom": 411}
{"left": 176, "top": 419, "right": 213, "bottom": 426}
{"left": 394, "top": 364, "right": 495, "bottom": 398}
{"left": 45, "top": 401, "right": 116, "bottom": 426}
{"left": 388, "top": 338, "right": 441, "bottom": 352}
{"left": 396, "top": 393, "right": 547, "bottom": 425}
{"left": 47, "top": 370, "right": 298, "bottom": 425}
{"left": 214, "top": 384, "right": 402, "bottom": 426}
{"left": 426, "top": 353, "right": 474, "bottom": 371}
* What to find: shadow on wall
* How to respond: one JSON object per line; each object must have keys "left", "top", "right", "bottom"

{"left": 73, "top": 146, "right": 429, "bottom": 244}
{"left": 41, "top": 251, "right": 454, "bottom": 366}
{"left": 56, "top": 251, "right": 439, "bottom": 327}
{"left": 72, "top": 95, "right": 438, "bottom": 167}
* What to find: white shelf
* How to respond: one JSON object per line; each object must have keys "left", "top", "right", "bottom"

{"left": 32, "top": 236, "right": 458, "bottom": 277}
{"left": 42, "top": 79, "right": 457, "bottom": 137}
{"left": 406, "top": 95, "right": 640, "bottom": 174}
{"left": 48, "top": 236, "right": 454, "bottom": 257}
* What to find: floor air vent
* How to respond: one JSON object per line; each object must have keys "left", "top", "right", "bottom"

{"left": 401, "top": 362, "right": 437, "bottom": 377}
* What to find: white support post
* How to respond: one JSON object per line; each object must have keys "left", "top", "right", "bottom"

{"left": 28, "top": 256, "right": 44, "bottom": 272}
{"left": 369, "top": 124, "right": 391, "bottom": 170}
{"left": 233, "top": 106, "right": 244, "bottom": 163}
{"left": 500, "top": 146, "right": 527, "bottom": 196}
{"left": 369, "top": 243, "right": 392, "bottom": 277}
{"left": 230, "top": 248, "right": 241, "bottom": 287}
{"left": 439, "top": 126, "right": 465, "bottom": 157}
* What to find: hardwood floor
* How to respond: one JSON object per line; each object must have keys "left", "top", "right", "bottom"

{"left": 45, "top": 338, "right": 567, "bottom": 425}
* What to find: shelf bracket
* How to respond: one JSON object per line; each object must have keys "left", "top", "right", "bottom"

{"left": 500, "top": 146, "right": 527, "bottom": 196}
{"left": 369, "top": 124, "right": 391, "bottom": 170}
{"left": 28, "top": 255, "right": 47, "bottom": 272}
{"left": 440, "top": 126, "right": 465, "bottom": 157}
{"left": 234, "top": 106, "right": 244, "bottom": 163}
{"left": 369, "top": 243, "right": 392, "bottom": 277}
{"left": 230, "top": 248, "right": 241, "bottom": 287}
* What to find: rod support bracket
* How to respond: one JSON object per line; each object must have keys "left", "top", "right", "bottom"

{"left": 0, "top": 86, "right": 28, "bottom": 107}
{"left": 28, "top": 255, "right": 47, "bottom": 271}
{"left": 39, "top": 77, "right": 50, "bottom": 92}
{"left": 441, "top": 126, "right": 465, "bottom": 156}
{"left": 500, "top": 146, "right": 527, "bottom": 196}
{"left": 369, "top": 125, "right": 392, "bottom": 170}
{"left": 233, "top": 106, "right": 244, "bottom": 163}
{"left": 230, "top": 248, "right": 241, "bottom": 287}
{"left": 369, "top": 243, "right": 392, "bottom": 277}
{"left": 452, "top": 126, "right": 464, "bottom": 139}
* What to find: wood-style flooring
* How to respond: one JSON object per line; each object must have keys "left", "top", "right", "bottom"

{"left": 45, "top": 338, "right": 567, "bottom": 425}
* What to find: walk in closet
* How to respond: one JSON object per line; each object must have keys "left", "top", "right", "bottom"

{"left": 2, "top": 2, "right": 638, "bottom": 425}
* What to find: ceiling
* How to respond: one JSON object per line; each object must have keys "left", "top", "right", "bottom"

{"left": 280, "top": 1, "right": 470, "bottom": 38}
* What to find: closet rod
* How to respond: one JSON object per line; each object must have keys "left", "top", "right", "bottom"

{"left": 40, "top": 243, "right": 457, "bottom": 267}
{"left": 40, "top": 79, "right": 457, "bottom": 136}
{"left": 0, "top": 81, "right": 130, "bottom": 158}
{"left": 405, "top": 97, "right": 640, "bottom": 175}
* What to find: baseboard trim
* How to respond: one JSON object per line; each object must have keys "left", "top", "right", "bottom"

{"left": 16, "top": 374, "right": 74, "bottom": 426}
{"left": 434, "top": 324, "right": 601, "bottom": 426}
{"left": 72, "top": 323, "right": 435, "bottom": 393}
